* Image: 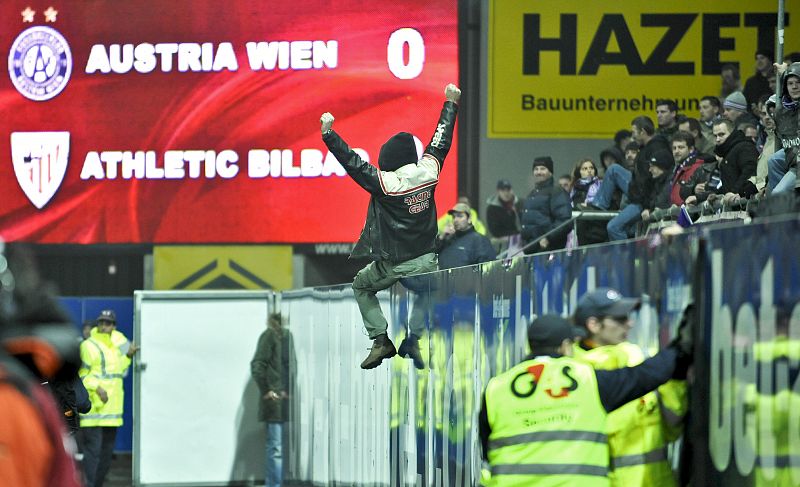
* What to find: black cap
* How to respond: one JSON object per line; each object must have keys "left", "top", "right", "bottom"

{"left": 96, "top": 309, "right": 117, "bottom": 323}
{"left": 497, "top": 179, "right": 512, "bottom": 189}
{"left": 528, "top": 314, "right": 578, "bottom": 348}
{"left": 648, "top": 149, "right": 674, "bottom": 172}
{"left": 574, "top": 288, "right": 640, "bottom": 327}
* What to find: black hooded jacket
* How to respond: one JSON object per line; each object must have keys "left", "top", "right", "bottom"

{"left": 628, "top": 134, "right": 672, "bottom": 205}
{"left": 714, "top": 129, "right": 758, "bottom": 197}
{"left": 323, "top": 101, "right": 458, "bottom": 262}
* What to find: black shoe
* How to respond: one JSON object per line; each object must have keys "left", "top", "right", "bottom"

{"left": 360, "top": 334, "right": 397, "bottom": 369}
{"left": 398, "top": 334, "right": 425, "bottom": 369}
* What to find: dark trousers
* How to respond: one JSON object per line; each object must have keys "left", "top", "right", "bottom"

{"left": 81, "top": 426, "right": 117, "bottom": 487}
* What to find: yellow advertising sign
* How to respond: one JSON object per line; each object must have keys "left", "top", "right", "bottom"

{"left": 489, "top": 1, "right": 798, "bottom": 138}
{"left": 154, "top": 245, "right": 292, "bottom": 290}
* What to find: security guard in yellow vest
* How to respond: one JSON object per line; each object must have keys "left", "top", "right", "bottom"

{"left": 751, "top": 334, "right": 800, "bottom": 486}
{"left": 573, "top": 288, "right": 687, "bottom": 487}
{"left": 79, "top": 310, "right": 139, "bottom": 487}
{"left": 479, "top": 314, "right": 690, "bottom": 487}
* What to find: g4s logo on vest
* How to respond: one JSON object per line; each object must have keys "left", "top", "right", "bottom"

{"left": 511, "top": 363, "right": 579, "bottom": 399}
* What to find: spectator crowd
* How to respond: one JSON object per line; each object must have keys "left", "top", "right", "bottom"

{"left": 454, "top": 50, "right": 800, "bottom": 255}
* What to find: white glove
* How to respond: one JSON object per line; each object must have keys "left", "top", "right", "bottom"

{"left": 320, "top": 112, "right": 335, "bottom": 134}
{"left": 445, "top": 84, "right": 461, "bottom": 103}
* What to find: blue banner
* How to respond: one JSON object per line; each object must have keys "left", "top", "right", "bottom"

{"left": 699, "top": 218, "right": 800, "bottom": 486}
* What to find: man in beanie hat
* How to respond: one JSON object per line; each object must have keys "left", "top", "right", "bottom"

{"left": 319, "top": 84, "right": 460, "bottom": 369}
{"left": 478, "top": 312, "right": 693, "bottom": 486}
{"left": 723, "top": 91, "right": 758, "bottom": 127}
{"left": 519, "top": 156, "right": 571, "bottom": 254}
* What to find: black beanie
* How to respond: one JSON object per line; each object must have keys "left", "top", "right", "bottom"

{"left": 649, "top": 149, "right": 674, "bottom": 172}
{"left": 532, "top": 156, "right": 554, "bottom": 174}
{"left": 378, "top": 132, "right": 418, "bottom": 172}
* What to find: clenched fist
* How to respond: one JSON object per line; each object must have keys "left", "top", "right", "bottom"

{"left": 445, "top": 84, "right": 461, "bottom": 103}
{"left": 320, "top": 112, "right": 335, "bottom": 134}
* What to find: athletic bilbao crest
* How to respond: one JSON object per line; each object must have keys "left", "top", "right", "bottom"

{"left": 11, "top": 132, "right": 70, "bottom": 209}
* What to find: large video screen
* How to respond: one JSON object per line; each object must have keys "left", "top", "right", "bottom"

{"left": 0, "top": 1, "right": 458, "bottom": 243}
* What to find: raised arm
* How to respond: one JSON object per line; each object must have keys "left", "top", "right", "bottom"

{"left": 320, "top": 112, "right": 383, "bottom": 194}
{"left": 422, "top": 84, "right": 460, "bottom": 170}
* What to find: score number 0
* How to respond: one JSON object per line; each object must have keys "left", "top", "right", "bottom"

{"left": 388, "top": 28, "right": 425, "bottom": 79}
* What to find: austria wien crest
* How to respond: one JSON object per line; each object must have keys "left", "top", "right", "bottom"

{"left": 11, "top": 131, "right": 70, "bottom": 209}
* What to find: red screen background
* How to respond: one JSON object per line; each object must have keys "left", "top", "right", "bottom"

{"left": 0, "top": 0, "right": 459, "bottom": 243}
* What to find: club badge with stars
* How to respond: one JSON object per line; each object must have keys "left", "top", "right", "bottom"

{"left": 8, "top": 8, "right": 72, "bottom": 102}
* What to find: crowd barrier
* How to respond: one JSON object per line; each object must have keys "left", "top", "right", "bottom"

{"left": 131, "top": 215, "right": 800, "bottom": 486}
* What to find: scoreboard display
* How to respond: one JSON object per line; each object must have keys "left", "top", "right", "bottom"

{"left": 0, "top": 1, "right": 458, "bottom": 243}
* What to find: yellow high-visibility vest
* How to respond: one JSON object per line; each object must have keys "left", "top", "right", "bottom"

{"left": 485, "top": 355, "right": 609, "bottom": 487}
{"left": 574, "top": 342, "right": 682, "bottom": 487}
{"left": 79, "top": 327, "right": 131, "bottom": 427}
{"left": 751, "top": 338, "right": 800, "bottom": 486}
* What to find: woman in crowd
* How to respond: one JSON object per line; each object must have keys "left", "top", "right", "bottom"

{"left": 567, "top": 158, "right": 608, "bottom": 247}
{"left": 569, "top": 158, "right": 602, "bottom": 208}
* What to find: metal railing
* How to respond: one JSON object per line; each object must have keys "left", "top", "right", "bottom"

{"left": 500, "top": 210, "right": 618, "bottom": 259}
{"left": 498, "top": 189, "right": 799, "bottom": 260}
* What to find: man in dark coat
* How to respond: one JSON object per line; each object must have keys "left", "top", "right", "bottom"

{"left": 520, "top": 156, "right": 572, "bottom": 253}
{"left": 712, "top": 118, "right": 759, "bottom": 205}
{"left": 685, "top": 118, "right": 758, "bottom": 206}
{"left": 251, "top": 313, "right": 294, "bottom": 487}
{"left": 743, "top": 49, "right": 774, "bottom": 112}
{"left": 437, "top": 203, "right": 496, "bottom": 269}
{"left": 640, "top": 150, "right": 675, "bottom": 222}
{"left": 485, "top": 179, "right": 522, "bottom": 254}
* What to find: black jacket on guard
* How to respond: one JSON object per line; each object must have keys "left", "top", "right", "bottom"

{"left": 323, "top": 101, "right": 458, "bottom": 262}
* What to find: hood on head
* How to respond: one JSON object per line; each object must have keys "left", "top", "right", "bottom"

{"left": 378, "top": 132, "right": 418, "bottom": 172}
{"left": 599, "top": 146, "right": 624, "bottom": 167}
{"left": 783, "top": 63, "right": 800, "bottom": 96}
{"left": 714, "top": 129, "right": 747, "bottom": 157}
